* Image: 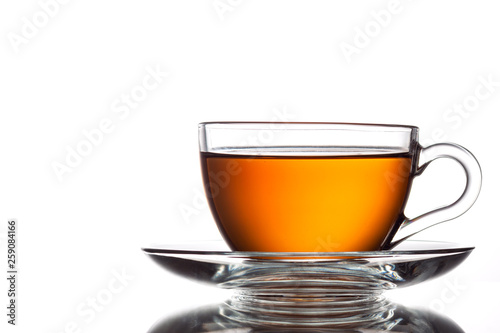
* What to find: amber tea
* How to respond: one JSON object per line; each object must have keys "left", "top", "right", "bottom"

{"left": 201, "top": 150, "right": 413, "bottom": 252}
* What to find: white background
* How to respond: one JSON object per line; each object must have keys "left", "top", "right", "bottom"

{"left": 1, "top": 0, "right": 499, "bottom": 332}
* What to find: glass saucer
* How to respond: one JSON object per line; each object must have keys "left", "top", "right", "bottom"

{"left": 143, "top": 240, "right": 473, "bottom": 328}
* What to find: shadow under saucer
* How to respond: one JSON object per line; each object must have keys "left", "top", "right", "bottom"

{"left": 147, "top": 301, "right": 465, "bottom": 333}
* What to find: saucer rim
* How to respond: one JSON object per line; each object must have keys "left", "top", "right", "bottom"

{"left": 141, "top": 240, "right": 474, "bottom": 258}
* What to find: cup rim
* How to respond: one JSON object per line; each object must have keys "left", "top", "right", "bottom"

{"left": 199, "top": 121, "right": 419, "bottom": 131}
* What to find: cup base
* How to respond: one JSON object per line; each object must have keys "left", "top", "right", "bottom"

{"left": 224, "top": 289, "right": 394, "bottom": 328}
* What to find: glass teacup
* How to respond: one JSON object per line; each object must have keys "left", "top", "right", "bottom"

{"left": 199, "top": 122, "right": 481, "bottom": 252}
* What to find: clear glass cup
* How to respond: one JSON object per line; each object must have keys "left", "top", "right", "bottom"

{"left": 199, "top": 122, "right": 481, "bottom": 252}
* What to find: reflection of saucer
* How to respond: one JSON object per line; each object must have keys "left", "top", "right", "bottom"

{"left": 143, "top": 241, "right": 472, "bottom": 327}
{"left": 148, "top": 301, "right": 466, "bottom": 332}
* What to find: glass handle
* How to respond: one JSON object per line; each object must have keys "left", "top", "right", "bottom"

{"left": 390, "top": 143, "right": 482, "bottom": 248}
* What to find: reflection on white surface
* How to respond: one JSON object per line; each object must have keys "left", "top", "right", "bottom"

{"left": 148, "top": 301, "right": 465, "bottom": 332}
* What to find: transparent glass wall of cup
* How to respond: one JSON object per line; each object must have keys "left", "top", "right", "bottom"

{"left": 199, "top": 122, "right": 481, "bottom": 252}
